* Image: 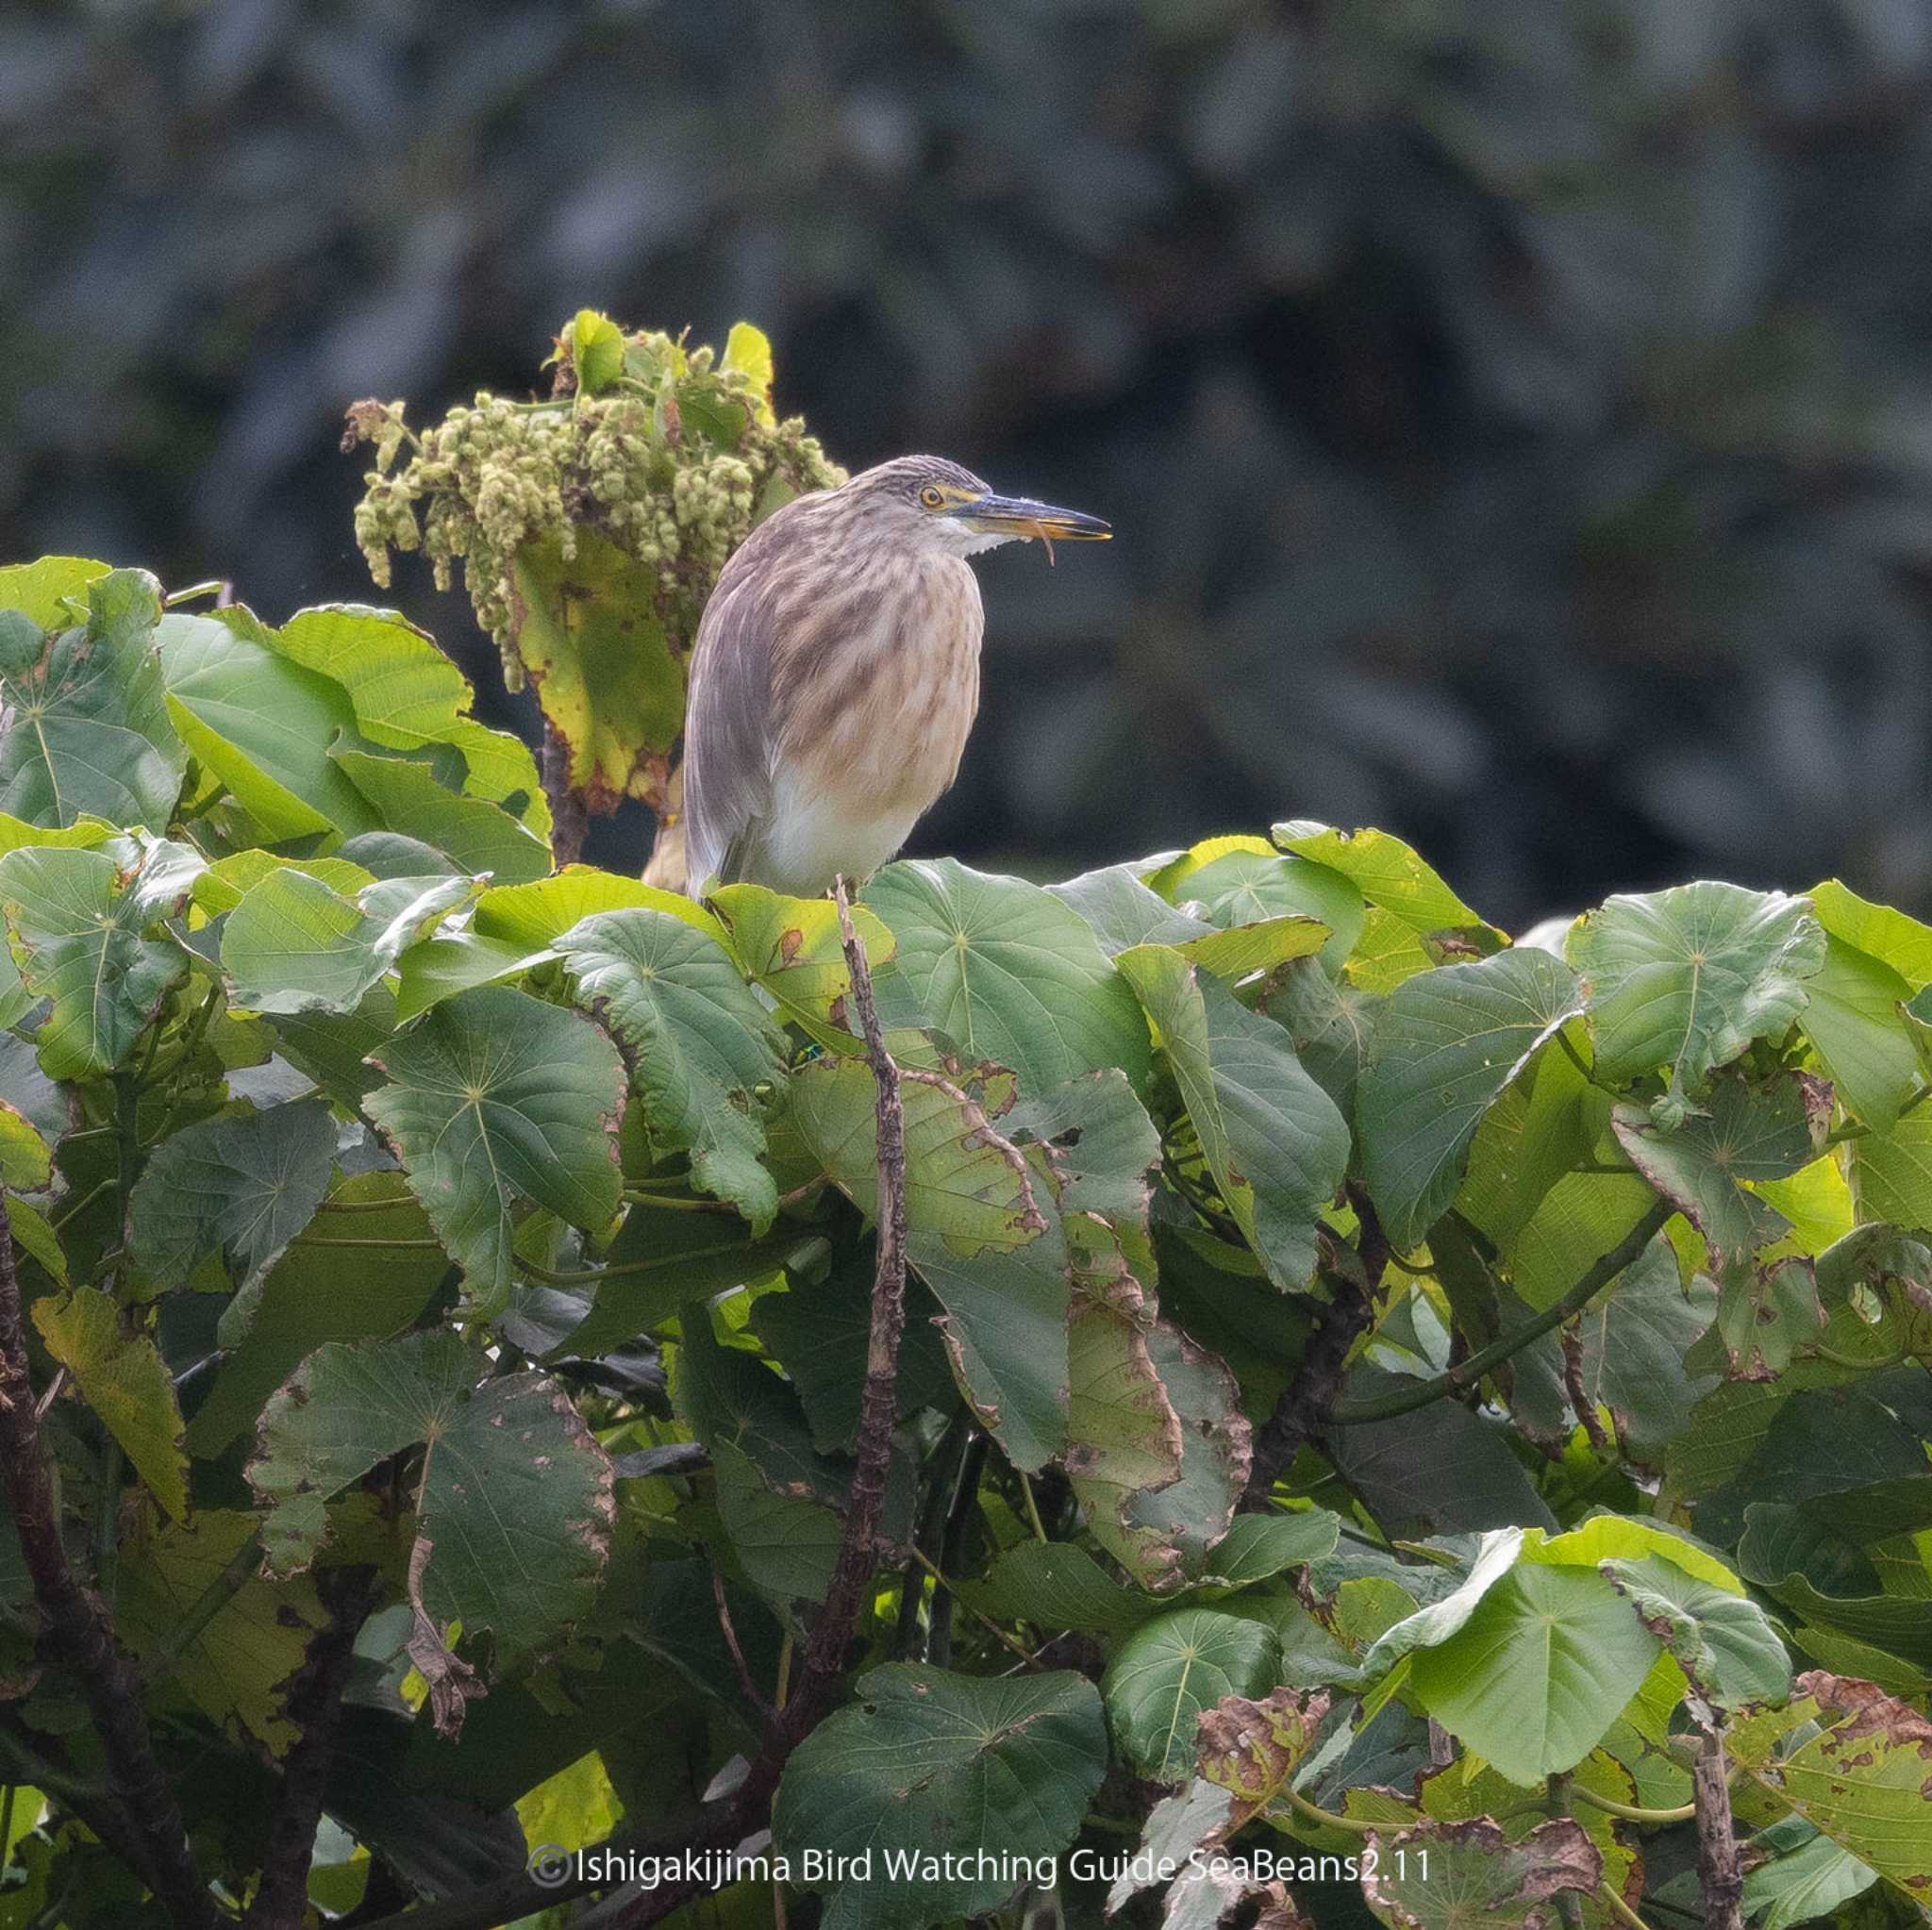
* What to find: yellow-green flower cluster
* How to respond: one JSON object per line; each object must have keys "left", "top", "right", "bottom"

{"left": 347, "top": 327, "right": 843, "bottom": 689}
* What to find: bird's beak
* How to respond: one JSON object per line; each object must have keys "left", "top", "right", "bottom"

{"left": 953, "top": 492, "right": 1111, "bottom": 563}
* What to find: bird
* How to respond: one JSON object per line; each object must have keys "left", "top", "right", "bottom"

{"left": 677, "top": 455, "right": 1109, "bottom": 900}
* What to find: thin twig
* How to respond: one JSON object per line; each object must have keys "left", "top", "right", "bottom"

{"left": 709, "top": 1562, "right": 774, "bottom": 1727}
{"left": 0, "top": 1194, "right": 218, "bottom": 1930}
{"left": 1327, "top": 1201, "right": 1671, "bottom": 1426}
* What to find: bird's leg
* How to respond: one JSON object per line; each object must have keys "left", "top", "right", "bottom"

{"left": 792, "top": 874, "right": 908, "bottom": 1721}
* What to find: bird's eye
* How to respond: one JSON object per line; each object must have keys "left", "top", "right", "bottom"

{"left": 919, "top": 485, "right": 945, "bottom": 509}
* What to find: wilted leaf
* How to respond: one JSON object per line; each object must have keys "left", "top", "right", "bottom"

{"left": 1104, "top": 1607, "right": 1281, "bottom": 1782}
{"left": 1361, "top": 1817, "right": 1602, "bottom": 1930}
{"left": 1599, "top": 1552, "right": 1790, "bottom": 1707}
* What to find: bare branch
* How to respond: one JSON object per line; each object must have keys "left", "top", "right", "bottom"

{"left": 1692, "top": 1726, "right": 1743, "bottom": 1930}
{"left": 0, "top": 1193, "right": 218, "bottom": 1930}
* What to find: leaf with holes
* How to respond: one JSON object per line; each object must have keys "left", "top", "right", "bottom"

{"left": 247, "top": 1330, "right": 612, "bottom": 1658}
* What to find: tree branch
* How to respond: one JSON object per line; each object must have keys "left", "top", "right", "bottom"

{"left": 1240, "top": 1186, "right": 1388, "bottom": 1509}
{"left": 0, "top": 1194, "right": 218, "bottom": 1930}
{"left": 1692, "top": 1726, "right": 1743, "bottom": 1930}
{"left": 541, "top": 720, "right": 589, "bottom": 868}
{"left": 243, "top": 1566, "right": 377, "bottom": 1930}
{"left": 1326, "top": 1200, "right": 1672, "bottom": 1427}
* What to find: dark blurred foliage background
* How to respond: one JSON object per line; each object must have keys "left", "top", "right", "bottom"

{"left": 7, "top": 0, "right": 1932, "bottom": 925}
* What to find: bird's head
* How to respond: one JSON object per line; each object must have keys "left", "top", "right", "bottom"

{"left": 839, "top": 456, "right": 1111, "bottom": 562}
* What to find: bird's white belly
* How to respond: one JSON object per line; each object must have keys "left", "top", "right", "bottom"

{"left": 751, "top": 765, "right": 927, "bottom": 897}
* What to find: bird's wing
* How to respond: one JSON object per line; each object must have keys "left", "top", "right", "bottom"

{"left": 680, "top": 561, "right": 776, "bottom": 894}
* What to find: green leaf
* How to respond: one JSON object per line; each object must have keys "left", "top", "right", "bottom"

{"left": 0, "top": 568, "right": 187, "bottom": 830}
{"left": 250, "top": 1331, "right": 611, "bottom": 1663}
{"left": 570, "top": 308, "right": 625, "bottom": 396}
{"left": 222, "top": 869, "right": 478, "bottom": 1016}
{"left": 1741, "top": 1827, "right": 1879, "bottom": 1930}
{"left": 185, "top": 1171, "right": 449, "bottom": 1457}
{"left": 365, "top": 987, "right": 625, "bottom": 1315}
{"left": 555, "top": 907, "right": 787, "bottom": 1229}
{"left": 1567, "top": 882, "right": 1825, "bottom": 1094}
{"left": 331, "top": 745, "right": 551, "bottom": 884}
{"left": 1048, "top": 863, "right": 1212, "bottom": 955}
{"left": 1358, "top": 1528, "right": 1526, "bottom": 1679}
{"left": 1598, "top": 1553, "right": 1791, "bottom": 1707}
{"left": 772, "top": 1665, "right": 1107, "bottom": 1930}
{"left": 1361, "top": 1818, "right": 1604, "bottom": 1930}
{"left": 1847, "top": 1104, "right": 1932, "bottom": 1232}
{"left": 192, "top": 850, "right": 376, "bottom": 918}
{"left": 128, "top": 1097, "right": 337, "bottom": 1299}
{"left": 1273, "top": 821, "right": 1502, "bottom": 943}
{"left": 1163, "top": 847, "right": 1365, "bottom": 974}
{"left": 157, "top": 613, "right": 375, "bottom": 840}
{"left": 958, "top": 1540, "right": 1161, "bottom": 1635}
{"left": 1257, "top": 957, "right": 1383, "bottom": 1120}
{"left": 1407, "top": 1562, "right": 1660, "bottom": 1785}
{"left": 31, "top": 1287, "right": 189, "bottom": 1521}
{"left": 476, "top": 867, "right": 715, "bottom": 947}
{"left": 788, "top": 1054, "right": 1069, "bottom": 1469}
{"left": 1733, "top": 1673, "right": 1932, "bottom": 1902}
{"left": 117, "top": 1508, "right": 325, "bottom": 1755}
{"left": 0, "top": 842, "right": 193, "bottom": 1078}
{"left": 1506, "top": 1169, "right": 1661, "bottom": 1312}
{"left": 509, "top": 530, "right": 686, "bottom": 807}
{"left": 271, "top": 605, "right": 547, "bottom": 829}
{"left": 1797, "top": 935, "right": 1920, "bottom": 1129}
{"left": 1192, "top": 1508, "right": 1341, "bottom": 1586}
{"left": 1808, "top": 879, "right": 1932, "bottom": 984}
{"left": 1358, "top": 947, "right": 1582, "bottom": 1250}
{"left": 1104, "top": 1607, "right": 1281, "bottom": 1782}
{"left": 1117, "top": 944, "right": 1349, "bottom": 1290}
{"left": 1610, "top": 1072, "right": 1823, "bottom": 1265}
{"left": 0, "top": 556, "right": 111, "bottom": 630}
{"left": 863, "top": 858, "right": 1153, "bottom": 1093}
{"left": 710, "top": 883, "right": 898, "bottom": 1043}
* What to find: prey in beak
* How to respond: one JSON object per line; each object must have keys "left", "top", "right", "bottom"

{"left": 951, "top": 492, "right": 1112, "bottom": 565}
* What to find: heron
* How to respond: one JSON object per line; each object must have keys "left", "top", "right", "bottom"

{"left": 678, "top": 455, "right": 1110, "bottom": 901}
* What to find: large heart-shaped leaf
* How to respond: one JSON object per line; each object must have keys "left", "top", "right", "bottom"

{"left": 1118, "top": 944, "right": 1350, "bottom": 1290}
{"left": 1361, "top": 1817, "right": 1603, "bottom": 1930}
{"left": 864, "top": 857, "right": 1153, "bottom": 1092}
{"left": 128, "top": 1097, "right": 338, "bottom": 1300}
{"left": 772, "top": 1665, "right": 1108, "bottom": 1930}
{"left": 555, "top": 906, "right": 787, "bottom": 1228}
{"left": 1104, "top": 1606, "right": 1281, "bottom": 1782}
{"left": 1407, "top": 1562, "right": 1660, "bottom": 1785}
{"left": 1568, "top": 882, "right": 1825, "bottom": 1094}
{"left": 0, "top": 841, "right": 196, "bottom": 1078}
{"left": 365, "top": 986, "right": 625, "bottom": 1314}
{"left": 0, "top": 569, "right": 187, "bottom": 830}
{"left": 248, "top": 1331, "right": 612, "bottom": 1660}
{"left": 1358, "top": 947, "right": 1582, "bottom": 1250}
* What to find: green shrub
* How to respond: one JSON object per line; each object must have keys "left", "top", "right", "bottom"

{"left": 0, "top": 553, "right": 1927, "bottom": 1930}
